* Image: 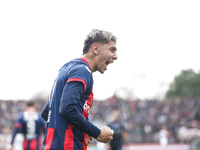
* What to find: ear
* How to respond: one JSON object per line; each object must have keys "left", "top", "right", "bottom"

{"left": 91, "top": 43, "right": 100, "bottom": 55}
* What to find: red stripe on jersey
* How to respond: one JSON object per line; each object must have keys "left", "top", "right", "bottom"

{"left": 44, "top": 128, "right": 54, "bottom": 150}
{"left": 15, "top": 123, "right": 22, "bottom": 128}
{"left": 86, "top": 92, "right": 93, "bottom": 107}
{"left": 67, "top": 78, "right": 86, "bottom": 92}
{"left": 38, "top": 137, "right": 42, "bottom": 149}
{"left": 82, "top": 133, "right": 87, "bottom": 150}
{"left": 23, "top": 139, "right": 28, "bottom": 150}
{"left": 80, "top": 57, "right": 92, "bottom": 70}
{"left": 30, "top": 139, "right": 37, "bottom": 150}
{"left": 64, "top": 124, "right": 74, "bottom": 150}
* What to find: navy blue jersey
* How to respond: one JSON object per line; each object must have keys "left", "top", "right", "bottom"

{"left": 41, "top": 58, "right": 101, "bottom": 150}
{"left": 108, "top": 121, "right": 125, "bottom": 150}
{"left": 11, "top": 111, "right": 46, "bottom": 150}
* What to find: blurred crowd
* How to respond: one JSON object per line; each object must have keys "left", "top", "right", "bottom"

{"left": 0, "top": 96, "right": 200, "bottom": 144}
{"left": 0, "top": 100, "right": 46, "bottom": 135}
{"left": 90, "top": 96, "right": 200, "bottom": 144}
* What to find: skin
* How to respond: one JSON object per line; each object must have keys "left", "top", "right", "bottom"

{"left": 112, "top": 110, "right": 120, "bottom": 122}
{"left": 25, "top": 105, "right": 36, "bottom": 112}
{"left": 85, "top": 134, "right": 93, "bottom": 145}
{"left": 82, "top": 40, "right": 117, "bottom": 143}
{"left": 83, "top": 40, "right": 117, "bottom": 74}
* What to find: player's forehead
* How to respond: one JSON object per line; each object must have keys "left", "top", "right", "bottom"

{"left": 104, "top": 40, "right": 117, "bottom": 50}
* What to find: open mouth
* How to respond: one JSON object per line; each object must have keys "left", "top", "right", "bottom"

{"left": 106, "top": 60, "right": 113, "bottom": 65}
{"left": 106, "top": 61, "right": 110, "bottom": 65}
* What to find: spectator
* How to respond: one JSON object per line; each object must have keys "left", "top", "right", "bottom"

{"left": 0, "top": 96, "right": 200, "bottom": 145}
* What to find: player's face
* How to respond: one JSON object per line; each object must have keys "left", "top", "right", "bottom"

{"left": 97, "top": 40, "right": 117, "bottom": 74}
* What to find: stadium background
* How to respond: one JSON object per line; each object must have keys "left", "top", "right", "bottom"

{"left": 1, "top": 95, "right": 199, "bottom": 150}
{"left": 1, "top": 0, "right": 200, "bottom": 150}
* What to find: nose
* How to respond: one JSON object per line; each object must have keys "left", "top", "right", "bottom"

{"left": 113, "top": 51, "right": 118, "bottom": 60}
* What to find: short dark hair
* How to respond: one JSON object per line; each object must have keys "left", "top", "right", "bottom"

{"left": 83, "top": 29, "right": 117, "bottom": 55}
{"left": 26, "top": 100, "right": 35, "bottom": 107}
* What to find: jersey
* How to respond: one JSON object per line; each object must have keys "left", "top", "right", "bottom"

{"left": 11, "top": 111, "right": 46, "bottom": 150}
{"left": 108, "top": 121, "right": 125, "bottom": 150}
{"left": 41, "top": 58, "right": 101, "bottom": 150}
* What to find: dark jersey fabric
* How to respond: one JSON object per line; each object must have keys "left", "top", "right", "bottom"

{"left": 41, "top": 58, "right": 101, "bottom": 150}
{"left": 108, "top": 121, "right": 125, "bottom": 150}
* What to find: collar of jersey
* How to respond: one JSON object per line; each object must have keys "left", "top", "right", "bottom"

{"left": 80, "top": 57, "right": 92, "bottom": 71}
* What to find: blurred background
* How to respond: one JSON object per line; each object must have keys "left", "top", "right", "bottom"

{"left": 0, "top": 0, "right": 200, "bottom": 150}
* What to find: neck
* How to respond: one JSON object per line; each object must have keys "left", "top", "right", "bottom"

{"left": 82, "top": 54, "right": 97, "bottom": 73}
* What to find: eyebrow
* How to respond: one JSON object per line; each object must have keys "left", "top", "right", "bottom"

{"left": 111, "top": 46, "right": 117, "bottom": 51}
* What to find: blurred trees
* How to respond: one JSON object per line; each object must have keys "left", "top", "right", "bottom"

{"left": 166, "top": 69, "right": 200, "bottom": 98}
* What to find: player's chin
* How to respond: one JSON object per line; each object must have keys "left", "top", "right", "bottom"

{"left": 101, "top": 69, "right": 107, "bottom": 74}
{"left": 98, "top": 68, "right": 106, "bottom": 74}
{"left": 99, "top": 71, "right": 105, "bottom": 74}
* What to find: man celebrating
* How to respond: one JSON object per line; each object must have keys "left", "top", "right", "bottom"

{"left": 41, "top": 29, "right": 118, "bottom": 150}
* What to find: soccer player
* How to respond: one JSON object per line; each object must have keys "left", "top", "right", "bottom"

{"left": 9, "top": 100, "right": 46, "bottom": 150}
{"left": 107, "top": 110, "right": 128, "bottom": 150}
{"left": 41, "top": 29, "right": 117, "bottom": 150}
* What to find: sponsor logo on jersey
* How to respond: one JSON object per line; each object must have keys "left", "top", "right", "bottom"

{"left": 83, "top": 101, "right": 91, "bottom": 114}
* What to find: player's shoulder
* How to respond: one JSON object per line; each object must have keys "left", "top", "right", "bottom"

{"left": 70, "top": 61, "right": 92, "bottom": 75}
{"left": 74, "top": 58, "right": 91, "bottom": 70}
{"left": 18, "top": 113, "right": 25, "bottom": 120}
{"left": 76, "top": 64, "right": 91, "bottom": 73}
